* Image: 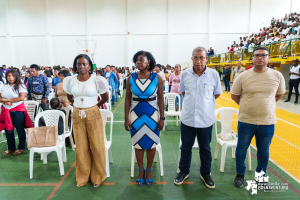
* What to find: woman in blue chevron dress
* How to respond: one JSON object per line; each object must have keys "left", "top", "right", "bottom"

{"left": 125, "top": 51, "right": 164, "bottom": 186}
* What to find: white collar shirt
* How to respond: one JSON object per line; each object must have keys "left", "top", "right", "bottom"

{"left": 290, "top": 65, "right": 300, "bottom": 79}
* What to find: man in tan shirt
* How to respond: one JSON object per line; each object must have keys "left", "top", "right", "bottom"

{"left": 232, "top": 61, "right": 245, "bottom": 82}
{"left": 231, "top": 47, "right": 285, "bottom": 189}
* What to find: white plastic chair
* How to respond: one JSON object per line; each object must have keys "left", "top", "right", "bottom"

{"left": 48, "top": 93, "right": 55, "bottom": 103}
{"left": 24, "top": 101, "right": 39, "bottom": 123}
{"left": 64, "top": 106, "right": 75, "bottom": 151}
{"left": 177, "top": 137, "right": 199, "bottom": 173}
{"left": 29, "top": 110, "right": 67, "bottom": 179}
{"left": 119, "top": 81, "right": 123, "bottom": 98}
{"left": 214, "top": 107, "right": 251, "bottom": 172}
{"left": 164, "top": 81, "right": 169, "bottom": 94}
{"left": 105, "top": 90, "right": 112, "bottom": 111}
{"left": 100, "top": 109, "right": 114, "bottom": 177}
{"left": 131, "top": 144, "right": 164, "bottom": 177}
{"left": 163, "top": 93, "right": 181, "bottom": 131}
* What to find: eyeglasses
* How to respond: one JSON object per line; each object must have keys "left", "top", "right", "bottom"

{"left": 192, "top": 57, "right": 206, "bottom": 61}
{"left": 253, "top": 54, "right": 269, "bottom": 58}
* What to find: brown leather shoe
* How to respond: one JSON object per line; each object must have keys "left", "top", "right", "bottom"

{"left": 13, "top": 149, "right": 25, "bottom": 156}
{"left": 3, "top": 150, "right": 13, "bottom": 156}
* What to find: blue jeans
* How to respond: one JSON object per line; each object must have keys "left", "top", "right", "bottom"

{"left": 111, "top": 88, "right": 116, "bottom": 104}
{"left": 175, "top": 94, "right": 183, "bottom": 111}
{"left": 115, "top": 82, "right": 119, "bottom": 101}
{"left": 223, "top": 78, "right": 230, "bottom": 91}
{"left": 5, "top": 111, "right": 27, "bottom": 150}
{"left": 179, "top": 122, "right": 213, "bottom": 177}
{"left": 236, "top": 121, "right": 274, "bottom": 175}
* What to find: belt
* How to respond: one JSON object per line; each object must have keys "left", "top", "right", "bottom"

{"left": 132, "top": 97, "right": 156, "bottom": 102}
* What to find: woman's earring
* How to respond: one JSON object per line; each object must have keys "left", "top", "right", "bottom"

{"left": 147, "top": 65, "right": 150, "bottom": 69}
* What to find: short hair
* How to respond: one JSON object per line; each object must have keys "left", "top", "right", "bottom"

{"left": 132, "top": 50, "right": 156, "bottom": 71}
{"left": 44, "top": 70, "right": 51, "bottom": 78}
{"left": 54, "top": 67, "right": 61, "bottom": 72}
{"left": 155, "top": 64, "right": 162, "bottom": 70}
{"left": 30, "top": 64, "right": 39, "bottom": 71}
{"left": 73, "top": 54, "right": 93, "bottom": 74}
{"left": 106, "top": 65, "right": 111, "bottom": 68}
{"left": 269, "top": 63, "right": 274, "bottom": 67}
{"left": 192, "top": 46, "right": 207, "bottom": 56}
{"left": 58, "top": 70, "right": 71, "bottom": 77}
{"left": 50, "top": 98, "right": 60, "bottom": 109}
{"left": 175, "top": 64, "right": 181, "bottom": 68}
{"left": 96, "top": 70, "right": 103, "bottom": 76}
{"left": 253, "top": 46, "right": 269, "bottom": 54}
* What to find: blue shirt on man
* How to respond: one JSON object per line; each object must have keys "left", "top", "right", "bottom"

{"left": 178, "top": 66, "right": 222, "bottom": 128}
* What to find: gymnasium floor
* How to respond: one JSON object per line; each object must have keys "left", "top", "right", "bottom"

{"left": 0, "top": 89, "right": 300, "bottom": 200}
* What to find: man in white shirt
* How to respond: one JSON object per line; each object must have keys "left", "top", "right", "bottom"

{"left": 281, "top": 25, "right": 289, "bottom": 35}
{"left": 291, "top": 30, "right": 298, "bottom": 39}
{"left": 154, "top": 64, "right": 165, "bottom": 85}
{"left": 284, "top": 59, "right": 300, "bottom": 104}
{"left": 286, "top": 30, "right": 293, "bottom": 40}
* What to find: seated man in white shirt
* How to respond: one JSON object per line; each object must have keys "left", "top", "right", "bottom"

{"left": 286, "top": 30, "right": 293, "bottom": 40}
{"left": 291, "top": 30, "right": 298, "bottom": 39}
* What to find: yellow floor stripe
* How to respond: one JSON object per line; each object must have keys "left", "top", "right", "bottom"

{"left": 215, "top": 92, "right": 300, "bottom": 181}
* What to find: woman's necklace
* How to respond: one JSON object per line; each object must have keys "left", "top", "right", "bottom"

{"left": 78, "top": 78, "right": 88, "bottom": 105}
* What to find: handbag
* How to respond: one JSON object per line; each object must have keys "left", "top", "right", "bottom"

{"left": 27, "top": 126, "right": 58, "bottom": 148}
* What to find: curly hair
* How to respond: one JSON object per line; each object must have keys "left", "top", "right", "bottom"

{"left": 132, "top": 50, "right": 156, "bottom": 71}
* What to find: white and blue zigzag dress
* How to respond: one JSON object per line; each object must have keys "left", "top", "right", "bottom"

{"left": 129, "top": 72, "right": 160, "bottom": 150}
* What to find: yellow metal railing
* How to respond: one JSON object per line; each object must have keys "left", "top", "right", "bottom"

{"left": 206, "top": 38, "right": 300, "bottom": 64}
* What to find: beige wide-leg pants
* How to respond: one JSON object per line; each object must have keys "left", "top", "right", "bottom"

{"left": 71, "top": 105, "right": 106, "bottom": 186}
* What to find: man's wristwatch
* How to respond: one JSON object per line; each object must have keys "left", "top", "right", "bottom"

{"left": 160, "top": 117, "right": 165, "bottom": 120}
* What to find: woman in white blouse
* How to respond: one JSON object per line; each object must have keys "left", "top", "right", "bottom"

{"left": 0, "top": 69, "right": 32, "bottom": 156}
{"left": 63, "top": 54, "right": 109, "bottom": 188}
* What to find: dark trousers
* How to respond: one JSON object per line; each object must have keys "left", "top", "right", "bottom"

{"left": 223, "top": 78, "right": 230, "bottom": 91}
{"left": 5, "top": 111, "right": 27, "bottom": 151}
{"left": 288, "top": 79, "right": 299, "bottom": 102}
{"left": 236, "top": 121, "right": 274, "bottom": 175}
{"left": 179, "top": 122, "right": 213, "bottom": 177}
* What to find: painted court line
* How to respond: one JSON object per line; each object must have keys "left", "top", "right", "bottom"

{"left": 0, "top": 183, "right": 58, "bottom": 186}
{"left": 251, "top": 153, "right": 300, "bottom": 196}
{"left": 156, "top": 182, "right": 168, "bottom": 184}
{"left": 182, "top": 181, "right": 194, "bottom": 184}
{"left": 103, "top": 182, "right": 115, "bottom": 185}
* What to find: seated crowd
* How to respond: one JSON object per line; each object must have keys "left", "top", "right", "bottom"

{"left": 228, "top": 12, "right": 300, "bottom": 52}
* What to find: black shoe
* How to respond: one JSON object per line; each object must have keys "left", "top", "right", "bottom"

{"left": 116, "top": 99, "right": 118, "bottom": 102}
{"left": 294, "top": 101, "right": 298, "bottom": 104}
{"left": 234, "top": 174, "right": 244, "bottom": 187}
{"left": 284, "top": 100, "right": 290, "bottom": 103}
{"left": 174, "top": 171, "right": 189, "bottom": 185}
{"left": 200, "top": 175, "right": 215, "bottom": 189}
{"left": 112, "top": 104, "right": 115, "bottom": 107}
